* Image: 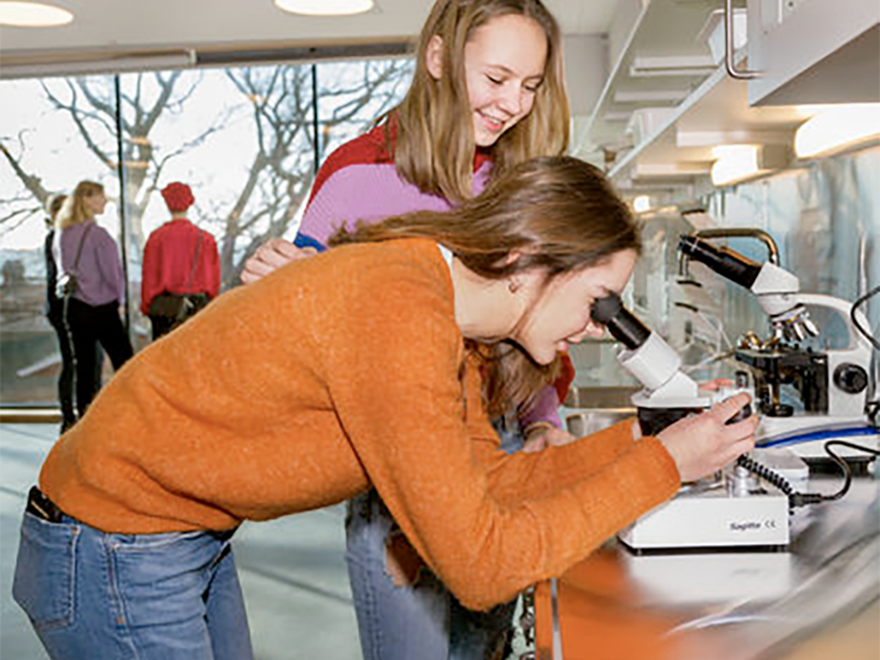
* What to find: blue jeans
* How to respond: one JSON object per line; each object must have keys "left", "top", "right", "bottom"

{"left": 346, "top": 419, "right": 522, "bottom": 660}
{"left": 13, "top": 511, "right": 253, "bottom": 660}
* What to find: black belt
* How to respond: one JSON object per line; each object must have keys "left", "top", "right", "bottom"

{"left": 26, "top": 486, "right": 66, "bottom": 523}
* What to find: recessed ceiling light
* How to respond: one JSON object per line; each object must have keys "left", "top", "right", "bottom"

{"left": 274, "top": 0, "right": 375, "bottom": 17}
{"left": 0, "top": 1, "right": 73, "bottom": 27}
{"left": 794, "top": 104, "right": 880, "bottom": 159}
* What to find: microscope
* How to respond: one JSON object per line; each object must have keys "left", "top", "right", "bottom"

{"left": 592, "top": 229, "right": 877, "bottom": 553}
{"left": 678, "top": 230, "right": 878, "bottom": 466}
{"left": 592, "top": 292, "right": 799, "bottom": 551}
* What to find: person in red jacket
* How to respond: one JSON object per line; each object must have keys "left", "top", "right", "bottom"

{"left": 141, "top": 182, "right": 221, "bottom": 340}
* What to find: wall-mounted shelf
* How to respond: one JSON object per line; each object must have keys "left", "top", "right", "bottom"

{"left": 578, "top": 0, "right": 879, "bottom": 199}
{"left": 580, "top": 0, "right": 720, "bottom": 161}
{"left": 747, "top": 0, "right": 879, "bottom": 106}
{"left": 608, "top": 52, "right": 814, "bottom": 189}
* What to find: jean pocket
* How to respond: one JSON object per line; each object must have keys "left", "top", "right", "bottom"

{"left": 109, "top": 530, "right": 219, "bottom": 627}
{"left": 12, "top": 513, "right": 80, "bottom": 631}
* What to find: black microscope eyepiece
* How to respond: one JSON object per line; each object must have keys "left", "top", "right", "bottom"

{"left": 591, "top": 293, "right": 651, "bottom": 350}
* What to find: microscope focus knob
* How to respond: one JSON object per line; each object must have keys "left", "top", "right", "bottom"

{"left": 833, "top": 363, "right": 868, "bottom": 394}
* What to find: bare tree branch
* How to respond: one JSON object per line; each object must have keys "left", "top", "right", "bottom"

{"left": 1, "top": 142, "right": 50, "bottom": 204}
{"left": 0, "top": 205, "right": 41, "bottom": 235}
{"left": 4, "top": 60, "right": 414, "bottom": 292}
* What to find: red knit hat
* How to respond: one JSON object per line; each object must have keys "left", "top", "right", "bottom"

{"left": 161, "top": 182, "right": 194, "bottom": 212}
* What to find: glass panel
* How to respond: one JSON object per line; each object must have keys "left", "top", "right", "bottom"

{"left": 121, "top": 64, "right": 318, "bottom": 283}
{"left": 117, "top": 66, "right": 319, "bottom": 340}
{"left": 0, "top": 75, "right": 120, "bottom": 407}
{"left": 704, "top": 147, "right": 880, "bottom": 346}
{"left": 317, "top": 57, "right": 415, "bottom": 163}
{"left": 1, "top": 56, "right": 415, "bottom": 411}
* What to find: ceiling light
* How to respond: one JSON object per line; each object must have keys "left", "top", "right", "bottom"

{"left": 274, "top": 0, "right": 374, "bottom": 16}
{"left": 0, "top": 1, "right": 72, "bottom": 26}
{"left": 711, "top": 145, "right": 759, "bottom": 186}
{"left": 794, "top": 104, "right": 880, "bottom": 159}
{"left": 710, "top": 144, "right": 789, "bottom": 187}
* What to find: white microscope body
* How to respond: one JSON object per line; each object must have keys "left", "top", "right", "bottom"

{"left": 590, "top": 294, "right": 796, "bottom": 552}
{"left": 679, "top": 233, "right": 878, "bottom": 463}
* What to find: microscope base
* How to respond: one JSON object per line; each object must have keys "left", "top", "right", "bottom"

{"left": 618, "top": 487, "right": 790, "bottom": 552}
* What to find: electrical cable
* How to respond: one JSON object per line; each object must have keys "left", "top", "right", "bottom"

{"left": 736, "top": 453, "right": 795, "bottom": 497}
{"left": 851, "top": 284, "right": 880, "bottom": 351}
{"left": 757, "top": 425, "right": 878, "bottom": 449}
{"left": 737, "top": 439, "right": 879, "bottom": 509}
{"left": 817, "top": 439, "right": 880, "bottom": 501}
{"left": 867, "top": 400, "right": 879, "bottom": 427}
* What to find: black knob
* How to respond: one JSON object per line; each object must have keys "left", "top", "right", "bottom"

{"left": 833, "top": 364, "right": 868, "bottom": 394}
{"left": 725, "top": 402, "right": 753, "bottom": 425}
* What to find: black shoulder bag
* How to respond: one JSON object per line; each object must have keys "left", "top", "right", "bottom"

{"left": 148, "top": 231, "right": 210, "bottom": 328}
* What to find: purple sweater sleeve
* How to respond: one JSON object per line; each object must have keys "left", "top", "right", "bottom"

{"left": 94, "top": 228, "right": 126, "bottom": 305}
{"left": 519, "top": 384, "right": 563, "bottom": 430}
{"left": 297, "top": 164, "right": 454, "bottom": 247}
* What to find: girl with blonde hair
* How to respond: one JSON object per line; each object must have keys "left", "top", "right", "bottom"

{"left": 53, "top": 180, "right": 133, "bottom": 418}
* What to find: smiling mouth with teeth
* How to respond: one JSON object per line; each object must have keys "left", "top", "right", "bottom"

{"left": 481, "top": 113, "right": 505, "bottom": 131}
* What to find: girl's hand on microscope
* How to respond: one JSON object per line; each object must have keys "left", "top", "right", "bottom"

{"left": 656, "top": 393, "right": 759, "bottom": 483}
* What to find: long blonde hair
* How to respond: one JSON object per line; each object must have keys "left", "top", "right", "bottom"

{"left": 57, "top": 181, "right": 103, "bottom": 229}
{"left": 331, "top": 156, "right": 639, "bottom": 414}
{"left": 393, "top": 0, "right": 570, "bottom": 203}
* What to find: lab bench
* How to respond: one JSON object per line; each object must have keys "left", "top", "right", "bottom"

{"left": 533, "top": 474, "right": 880, "bottom": 660}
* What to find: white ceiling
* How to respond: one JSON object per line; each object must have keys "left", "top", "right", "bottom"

{"left": 0, "top": 0, "right": 619, "bottom": 56}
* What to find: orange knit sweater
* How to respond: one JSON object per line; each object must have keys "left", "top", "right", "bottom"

{"left": 40, "top": 238, "right": 680, "bottom": 611}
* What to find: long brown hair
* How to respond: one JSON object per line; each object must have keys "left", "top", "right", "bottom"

{"left": 331, "top": 156, "right": 640, "bottom": 414}
{"left": 57, "top": 181, "right": 104, "bottom": 229}
{"left": 393, "top": 0, "right": 569, "bottom": 203}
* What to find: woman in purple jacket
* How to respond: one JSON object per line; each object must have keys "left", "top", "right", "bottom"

{"left": 54, "top": 180, "right": 133, "bottom": 418}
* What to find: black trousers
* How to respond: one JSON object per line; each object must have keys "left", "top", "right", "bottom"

{"left": 47, "top": 310, "right": 76, "bottom": 427}
{"left": 64, "top": 298, "right": 133, "bottom": 416}
{"left": 48, "top": 308, "right": 105, "bottom": 427}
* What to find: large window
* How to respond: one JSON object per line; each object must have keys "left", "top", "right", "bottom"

{"left": 0, "top": 57, "right": 413, "bottom": 408}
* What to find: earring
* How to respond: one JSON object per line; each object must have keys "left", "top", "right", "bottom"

{"left": 508, "top": 278, "right": 520, "bottom": 294}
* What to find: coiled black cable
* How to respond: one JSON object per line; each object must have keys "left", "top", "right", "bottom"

{"left": 736, "top": 454, "right": 795, "bottom": 497}
{"left": 737, "top": 440, "right": 879, "bottom": 509}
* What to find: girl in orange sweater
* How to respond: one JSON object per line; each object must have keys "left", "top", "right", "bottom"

{"left": 14, "top": 156, "right": 757, "bottom": 660}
